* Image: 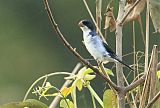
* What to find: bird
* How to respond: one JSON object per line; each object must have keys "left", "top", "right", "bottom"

{"left": 78, "top": 20, "right": 133, "bottom": 70}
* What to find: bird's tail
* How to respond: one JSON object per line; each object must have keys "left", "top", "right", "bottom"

{"left": 115, "top": 58, "right": 133, "bottom": 71}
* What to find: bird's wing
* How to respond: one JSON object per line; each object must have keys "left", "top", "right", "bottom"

{"left": 103, "top": 42, "right": 133, "bottom": 70}
{"left": 102, "top": 42, "right": 117, "bottom": 59}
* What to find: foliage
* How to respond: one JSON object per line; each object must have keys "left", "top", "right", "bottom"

{"left": 29, "top": 66, "right": 115, "bottom": 108}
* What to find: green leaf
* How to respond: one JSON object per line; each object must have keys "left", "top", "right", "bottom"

{"left": 83, "top": 68, "right": 94, "bottom": 75}
{"left": 77, "top": 67, "right": 87, "bottom": 76}
{"left": 149, "top": 0, "right": 160, "bottom": 33}
{"left": 104, "top": 68, "right": 114, "bottom": 76}
{"left": 78, "top": 67, "right": 94, "bottom": 76}
{"left": 157, "top": 70, "right": 160, "bottom": 79}
{"left": 60, "top": 99, "right": 74, "bottom": 108}
{"left": 103, "top": 89, "right": 117, "bottom": 108}
{"left": 78, "top": 66, "right": 98, "bottom": 76}
{"left": 0, "top": 99, "right": 48, "bottom": 108}
{"left": 99, "top": 68, "right": 114, "bottom": 76}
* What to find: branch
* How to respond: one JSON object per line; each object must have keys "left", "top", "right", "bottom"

{"left": 125, "top": 74, "right": 146, "bottom": 92}
{"left": 116, "top": 0, "right": 126, "bottom": 107}
{"left": 146, "top": 91, "right": 160, "bottom": 108}
{"left": 43, "top": 0, "right": 119, "bottom": 93}
{"left": 96, "top": 0, "right": 102, "bottom": 32}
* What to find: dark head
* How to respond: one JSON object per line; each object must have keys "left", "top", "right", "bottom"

{"left": 78, "top": 20, "right": 95, "bottom": 31}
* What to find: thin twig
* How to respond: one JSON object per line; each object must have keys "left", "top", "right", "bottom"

{"left": 99, "top": 63, "right": 117, "bottom": 93}
{"left": 120, "top": 0, "right": 141, "bottom": 25}
{"left": 139, "top": 3, "right": 150, "bottom": 107}
{"left": 43, "top": 0, "right": 119, "bottom": 92}
{"left": 146, "top": 91, "right": 160, "bottom": 108}
{"left": 132, "top": 21, "right": 136, "bottom": 78}
{"left": 96, "top": 0, "right": 102, "bottom": 33}
{"left": 139, "top": 63, "right": 151, "bottom": 108}
{"left": 137, "top": 15, "right": 145, "bottom": 45}
{"left": 144, "top": 0, "right": 150, "bottom": 74}
{"left": 125, "top": 45, "right": 158, "bottom": 93}
{"left": 123, "top": 73, "right": 137, "bottom": 108}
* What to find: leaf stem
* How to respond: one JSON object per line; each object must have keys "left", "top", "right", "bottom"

{"left": 71, "top": 86, "right": 77, "bottom": 108}
{"left": 91, "top": 92, "right": 97, "bottom": 108}
{"left": 23, "top": 72, "right": 74, "bottom": 101}
{"left": 87, "top": 84, "right": 104, "bottom": 108}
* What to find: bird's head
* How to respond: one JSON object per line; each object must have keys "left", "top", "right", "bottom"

{"left": 78, "top": 20, "right": 95, "bottom": 31}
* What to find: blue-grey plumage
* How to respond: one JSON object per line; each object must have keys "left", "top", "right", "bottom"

{"left": 78, "top": 20, "right": 133, "bottom": 70}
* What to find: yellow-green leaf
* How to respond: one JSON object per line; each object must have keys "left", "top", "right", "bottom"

{"left": 77, "top": 67, "right": 87, "bottom": 76}
{"left": 105, "top": 68, "right": 114, "bottom": 76}
{"left": 103, "top": 89, "right": 117, "bottom": 108}
{"left": 83, "top": 68, "right": 94, "bottom": 75}
{"left": 60, "top": 99, "right": 74, "bottom": 108}
{"left": 60, "top": 86, "right": 73, "bottom": 97}
{"left": 84, "top": 74, "right": 96, "bottom": 81}
{"left": 157, "top": 70, "right": 160, "bottom": 79}
{"left": 76, "top": 79, "right": 83, "bottom": 91}
{"left": 99, "top": 68, "right": 114, "bottom": 76}
{"left": 78, "top": 66, "right": 97, "bottom": 77}
{"left": 44, "top": 92, "right": 59, "bottom": 97}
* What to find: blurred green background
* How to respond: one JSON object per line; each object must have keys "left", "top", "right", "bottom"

{"left": 0, "top": 0, "right": 159, "bottom": 107}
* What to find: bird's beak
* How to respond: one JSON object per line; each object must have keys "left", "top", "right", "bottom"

{"left": 78, "top": 21, "right": 84, "bottom": 27}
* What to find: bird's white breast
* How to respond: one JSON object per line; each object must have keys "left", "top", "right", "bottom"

{"left": 83, "top": 31, "right": 110, "bottom": 62}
